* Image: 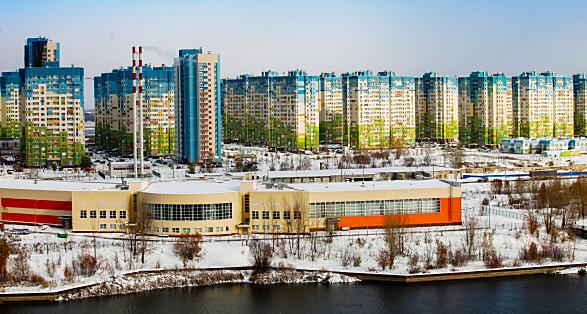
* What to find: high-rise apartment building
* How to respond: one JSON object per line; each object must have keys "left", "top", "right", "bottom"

{"left": 174, "top": 49, "right": 221, "bottom": 163}
{"left": 319, "top": 73, "right": 344, "bottom": 144}
{"left": 512, "top": 72, "right": 573, "bottom": 138}
{"left": 342, "top": 71, "right": 415, "bottom": 149}
{"left": 415, "top": 73, "right": 459, "bottom": 142}
{"left": 94, "top": 66, "right": 175, "bottom": 157}
{"left": 24, "top": 37, "right": 60, "bottom": 68}
{"left": 458, "top": 72, "right": 512, "bottom": 145}
{"left": 222, "top": 70, "right": 320, "bottom": 150}
{"left": 0, "top": 71, "right": 21, "bottom": 138}
{"left": 573, "top": 74, "right": 587, "bottom": 137}
{"left": 6, "top": 37, "right": 85, "bottom": 167}
{"left": 19, "top": 66, "right": 84, "bottom": 167}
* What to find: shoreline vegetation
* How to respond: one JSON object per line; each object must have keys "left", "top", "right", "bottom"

{"left": 0, "top": 264, "right": 585, "bottom": 303}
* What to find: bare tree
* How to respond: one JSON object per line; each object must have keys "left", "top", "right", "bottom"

{"left": 445, "top": 145, "right": 465, "bottom": 169}
{"left": 173, "top": 234, "right": 204, "bottom": 267}
{"left": 422, "top": 146, "right": 433, "bottom": 166}
{"left": 464, "top": 217, "right": 477, "bottom": 259}
{"left": 249, "top": 238, "right": 272, "bottom": 270}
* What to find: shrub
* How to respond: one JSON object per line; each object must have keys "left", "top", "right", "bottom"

{"left": 29, "top": 273, "right": 49, "bottom": 288}
{"left": 0, "top": 235, "right": 15, "bottom": 281}
{"left": 249, "top": 238, "right": 273, "bottom": 270}
{"left": 11, "top": 248, "right": 31, "bottom": 282}
{"left": 376, "top": 249, "right": 391, "bottom": 270}
{"left": 435, "top": 240, "right": 448, "bottom": 269}
{"left": 449, "top": 248, "right": 468, "bottom": 267}
{"left": 408, "top": 254, "right": 420, "bottom": 274}
{"left": 526, "top": 212, "right": 539, "bottom": 237}
{"left": 483, "top": 250, "right": 504, "bottom": 268}
{"left": 352, "top": 254, "right": 362, "bottom": 267}
{"left": 63, "top": 265, "right": 74, "bottom": 281}
{"left": 540, "top": 243, "right": 567, "bottom": 262}
{"left": 173, "top": 234, "right": 204, "bottom": 267}
{"left": 519, "top": 242, "right": 541, "bottom": 263}
{"left": 73, "top": 253, "right": 98, "bottom": 277}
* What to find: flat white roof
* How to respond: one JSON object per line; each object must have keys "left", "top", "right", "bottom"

{"left": 230, "top": 166, "right": 457, "bottom": 179}
{"left": 279, "top": 179, "right": 454, "bottom": 193}
{"left": 142, "top": 179, "right": 242, "bottom": 194}
{"left": 0, "top": 179, "right": 121, "bottom": 192}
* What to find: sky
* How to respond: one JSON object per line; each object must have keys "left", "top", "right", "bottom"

{"left": 1, "top": 0, "right": 587, "bottom": 109}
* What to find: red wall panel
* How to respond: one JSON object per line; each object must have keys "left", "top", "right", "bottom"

{"left": 1, "top": 198, "right": 72, "bottom": 211}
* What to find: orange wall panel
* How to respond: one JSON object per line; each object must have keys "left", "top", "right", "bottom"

{"left": 338, "top": 197, "right": 462, "bottom": 229}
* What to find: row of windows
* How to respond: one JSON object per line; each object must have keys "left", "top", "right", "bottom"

{"left": 148, "top": 203, "right": 232, "bottom": 221}
{"left": 80, "top": 210, "right": 127, "bottom": 219}
{"left": 309, "top": 198, "right": 441, "bottom": 218}
{"left": 252, "top": 224, "right": 280, "bottom": 231}
{"left": 251, "top": 210, "right": 301, "bottom": 220}
{"left": 151, "top": 226, "right": 229, "bottom": 234}
{"left": 99, "top": 223, "right": 126, "bottom": 230}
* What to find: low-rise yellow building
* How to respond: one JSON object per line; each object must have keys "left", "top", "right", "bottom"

{"left": 0, "top": 176, "right": 462, "bottom": 236}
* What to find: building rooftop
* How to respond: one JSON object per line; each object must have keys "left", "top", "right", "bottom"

{"left": 0, "top": 179, "right": 120, "bottom": 192}
{"left": 285, "top": 179, "right": 454, "bottom": 193}
{"left": 141, "top": 179, "right": 242, "bottom": 194}
{"left": 230, "top": 166, "right": 458, "bottom": 179}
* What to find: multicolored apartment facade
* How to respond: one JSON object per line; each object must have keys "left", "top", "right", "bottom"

{"left": 174, "top": 49, "right": 221, "bottom": 163}
{"left": 0, "top": 71, "right": 21, "bottom": 138}
{"left": 415, "top": 72, "right": 459, "bottom": 143}
{"left": 512, "top": 72, "right": 574, "bottom": 139}
{"left": 458, "top": 72, "right": 512, "bottom": 146}
{"left": 94, "top": 66, "right": 175, "bottom": 157}
{"left": 21, "top": 38, "right": 84, "bottom": 167}
{"left": 319, "top": 73, "right": 344, "bottom": 145}
{"left": 573, "top": 74, "right": 587, "bottom": 137}
{"left": 222, "top": 70, "right": 320, "bottom": 151}
{"left": 342, "top": 71, "right": 416, "bottom": 149}
{"left": 0, "top": 37, "right": 84, "bottom": 167}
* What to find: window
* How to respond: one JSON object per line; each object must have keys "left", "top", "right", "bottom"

{"left": 80, "top": 210, "right": 87, "bottom": 218}
{"left": 162, "top": 227, "right": 169, "bottom": 233}
{"left": 262, "top": 211, "right": 269, "bottom": 219}
{"left": 182, "top": 228, "right": 191, "bottom": 234}
{"left": 263, "top": 225, "right": 270, "bottom": 231}
{"left": 100, "top": 210, "right": 106, "bottom": 219}
{"left": 110, "top": 224, "right": 116, "bottom": 229}
{"left": 308, "top": 198, "right": 441, "bottom": 218}
{"left": 252, "top": 211, "right": 259, "bottom": 219}
{"left": 195, "top": 228, "right": 202, "bottom": 233}
{"left": 147, "top": 203, "right": 232, "bottom": 221}
{"left": 119, "top": 211, "right": 127, "bottom": 219}
{"left": 206, "top": 227, "right": 214, "bottom": 233}
{"left": 99, "top": 224, "right": 106, "bottom": 229}
{"left": 283, "top": 211, "right": 291, "bottom": 220}
{"left": 294, "top": 211, "right": 301, "bottom": 219}
{"left": 216, "top": 227, "right": 223, "bottom": 232}
{"left": 90, "top": 210, "right": 96, "bottom": 218}
{"left": 252, "top": 225, "right": 259, "bottom": 231}
{"left": 272, "top": 211, "right": 280, "bottom": 220}
{"left": 110, "top": 211, "right": 116, "bottom": 219}
{"left": 172, "top": 227, "right": 180, "bottom": 233}
{"left": 273, "top": 225, "right": 280, "bottom": 231}
{"left": 153, "top": 227, "right": 160, "bottom": 232}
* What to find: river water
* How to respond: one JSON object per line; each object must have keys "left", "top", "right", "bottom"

{"left": 4, "top": 275, "right": 587, "bottom": 314}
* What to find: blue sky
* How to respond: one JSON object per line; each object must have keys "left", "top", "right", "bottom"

{"left": 1, "top": 0, "right": 586, "bottom": 108}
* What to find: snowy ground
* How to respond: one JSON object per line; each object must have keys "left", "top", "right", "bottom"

{"left": 2, "top": 151, "right": 587, "bottom": 293}
{"left": 3, "top": 179, "right": 587, "bottom": 294}
{"left": 3, "top": 144, "right": 585, "bottom": 183}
